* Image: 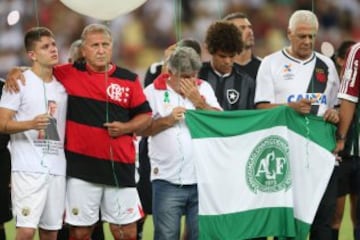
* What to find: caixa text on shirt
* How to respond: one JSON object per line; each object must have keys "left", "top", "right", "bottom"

{"left": 287, "top": 93, "right": 327, "bottom": 105}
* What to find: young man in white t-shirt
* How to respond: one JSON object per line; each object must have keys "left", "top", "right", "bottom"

{"left": 0, "top": 27, "right": 67, "bottom": 240}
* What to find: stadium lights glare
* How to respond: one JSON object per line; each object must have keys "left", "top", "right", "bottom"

{"left": 7, "top": 10, "right": 20, "bottom": 26}
{"left": 320, "top": 41, "right": 335, "bottom": 58}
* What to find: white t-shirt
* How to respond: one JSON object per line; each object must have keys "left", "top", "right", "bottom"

{"left": 145, "top": 76, "right": 221, "bottom": 185}
{"left": 255, "top": 49, "right": 339, "bottom": 116}
{"left": 0, "top": 70, "right": 67, "bottom": 175}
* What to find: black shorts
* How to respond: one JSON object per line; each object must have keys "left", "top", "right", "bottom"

{"left": 337, "top": 156, "right": 360, "bottom": 197}
{"left": 136, "top": 137, "right": 152, "bottom": 214}
{"left": 0, "top": 148, "right": 12, "bottom": 223}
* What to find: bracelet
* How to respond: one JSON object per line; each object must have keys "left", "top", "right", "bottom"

{"left": 336, "top": 132, "right": 346, "bottom": 141}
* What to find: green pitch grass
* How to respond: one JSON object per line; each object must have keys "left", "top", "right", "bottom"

{"left": 4, "top": 215, "right": 179, "bottom": 240}
{"left": 5, "top": 198, "right": 354, "bottom": 239}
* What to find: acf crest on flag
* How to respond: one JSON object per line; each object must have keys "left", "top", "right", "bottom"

{"left": 246, "top": 134, "right": 291, "bottom": 194}
{"left": 185, "top": 106, "right": 336, "bottom": 240}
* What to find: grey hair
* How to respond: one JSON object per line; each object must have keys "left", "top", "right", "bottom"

{"left": 81, "top": 23, "right": 112, "bottom": 44}
{"left": 68, "top": 39, "right": 82, "bottom": 63}
{"left": 167, "top": 47, "right": 202, "bottom": 75}
{"left": 288, "top": 10, "right": 318, "bottom": 31}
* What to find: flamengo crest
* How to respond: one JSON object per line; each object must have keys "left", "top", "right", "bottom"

{"left": 106, "top": 83, "right": 130, "bottom": 103}
{"left": 246, "top": 135, "right": 291, "bottom": 193}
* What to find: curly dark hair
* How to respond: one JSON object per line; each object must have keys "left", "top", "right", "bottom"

{"left": 205, "top": 21, "right": 243, "bottom": 55}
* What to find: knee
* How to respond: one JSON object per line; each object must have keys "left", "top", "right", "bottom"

{"left": 39, "top": 229, "right": 58, "bottom": 239}
{"left": 69, "top": 226, "right": 92, "bottom": 240}
{"left": 110, "top": 222, "right": 137, "bottom": 240}
{"left": 16, "top": 227, "right": 36, "bottom": 240}
{"left": 332, "top": 211, "right": 344, "bottom": 226}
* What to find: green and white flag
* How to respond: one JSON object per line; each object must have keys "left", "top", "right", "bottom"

{"left": 185, "top": 106, "right": 336, "bottom": 240}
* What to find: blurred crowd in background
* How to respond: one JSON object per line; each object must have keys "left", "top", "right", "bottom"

{"left": 1, "top": 0, "right": 360, "bottom": 81}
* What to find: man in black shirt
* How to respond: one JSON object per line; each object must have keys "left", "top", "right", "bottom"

{"left": 199, "top": 20, "right": 255, "bottom": 111}
{"left": 223, "top": 12, "right": 262, "bottom": 81}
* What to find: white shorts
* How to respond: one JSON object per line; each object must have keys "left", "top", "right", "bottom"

{"left": 12, "top": 171, "right": 66, "bottom": 230}
{"left": 65, "top": 177, "right": 143, "bottom": 226}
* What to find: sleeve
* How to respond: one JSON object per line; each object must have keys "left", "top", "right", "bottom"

{"left": 144, "top": 85, "right": 157, "bottom": 118}
{"left": 244, "top": 73, "right": 256, "bottom": 109}
{"left": 327, "top": 59, "right": 340, "bottom": 107}
{"left": 200, "top": 81, "right": 222, "bottom": 110}
{"left": 338, "top": 44, "right": 360, "bottom": 103}
{"left": 144, "top": 62, "right": 163, "bottom": 87}
{"left": 254, "top": 56, "right": 275, "bottom": 104}
{"left": 53, "top": 64, "right": 73, "bottom": 84}
{"left": 0, "top": 81, "right": 4, "bottom": 96}
{"left": 0, "top": 85, "right": 21, "bottom": 111}
{"left": 129, "top": 76, "right": 152, "bottom": 116}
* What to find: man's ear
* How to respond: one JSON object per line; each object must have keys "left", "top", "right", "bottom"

{"left": 287, "top": 28, "right": 292, "bottom": 41}
{"left": 27, "top": 51, "right": 36, "bottom": 61}
{"left": 80, "top": 47, "right": 86, "bottom": 59}
{"left": 167, "top": 69, "right": 175, "bottom": 78}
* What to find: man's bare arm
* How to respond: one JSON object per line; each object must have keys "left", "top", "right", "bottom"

{"left": 104, "top": 113, "right": 152, "bottom": 138}
{"left": 333, "top": 100, "right": 356, "bottom": 154}
{"left": 0, "top": 108, "right": 49, "bottom": 134}
{"left": 137, "top": 107, "right": 185, "bottom": 137}
{"left": 257, "top": 99, "right": 312, "bottom": 114}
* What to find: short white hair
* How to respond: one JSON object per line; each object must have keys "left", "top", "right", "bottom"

{"left": 288, "top": 10, "right": 318, "bottom": 31}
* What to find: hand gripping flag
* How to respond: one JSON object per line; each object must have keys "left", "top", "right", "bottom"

{"left": 185, "top": 106, "right": 336, "bottom": 240}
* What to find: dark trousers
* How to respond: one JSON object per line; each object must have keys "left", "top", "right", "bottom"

{"left": 354, "top": 160, "right": 360, "bottom": 240}
{"left": 309, "top": 168, "right": 338, "bottom": 240}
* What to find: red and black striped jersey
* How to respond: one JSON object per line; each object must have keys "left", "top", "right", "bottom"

{"left": 54, "top": 62, "right": 151, "bottom": 186}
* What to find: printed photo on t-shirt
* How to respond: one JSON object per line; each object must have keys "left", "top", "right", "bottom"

{"left": 38, "top": 100, "right": 60, "bottom": 141}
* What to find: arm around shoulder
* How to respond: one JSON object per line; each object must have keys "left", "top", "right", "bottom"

{"left": 5, "top": 66, "right": 28, "bottom": 93}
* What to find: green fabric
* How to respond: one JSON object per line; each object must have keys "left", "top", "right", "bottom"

{"left": 199, "top": 207, "right": 310, "bottom": 240}
{"left": 185, "top": 106, "right": 336, "bottom": 152}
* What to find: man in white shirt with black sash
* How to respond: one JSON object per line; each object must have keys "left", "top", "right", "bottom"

{"left": 255, "top": 10, "right": 339, "bottom": 240}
